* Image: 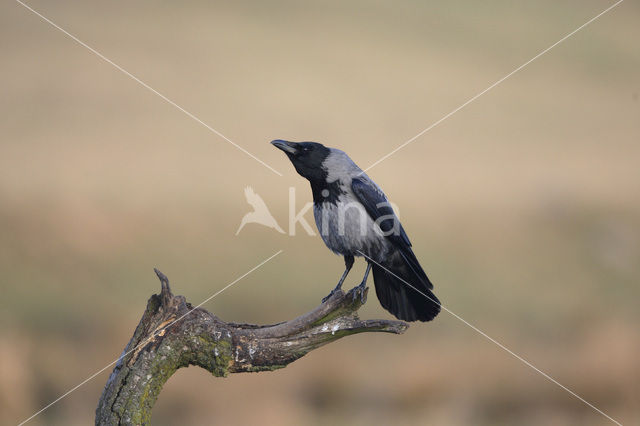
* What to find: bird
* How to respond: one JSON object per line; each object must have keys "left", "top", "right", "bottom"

{"left": 236, "top": 186, "right": 285, "bottom": 235}
{"left": 271, "top": 139, "right": 440, "bottom": 322}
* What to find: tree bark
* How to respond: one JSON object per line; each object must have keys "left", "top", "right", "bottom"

{"left": 95, "top": 269, "right": 408, "bottom": 425}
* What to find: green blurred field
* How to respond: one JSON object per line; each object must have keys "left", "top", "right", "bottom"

{"left": 1, "top": 1, "right": 639, "bottom": 425}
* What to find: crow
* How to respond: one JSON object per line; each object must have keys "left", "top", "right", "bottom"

{"left": 271, "top": 140, "right": 440, "bottom": 322}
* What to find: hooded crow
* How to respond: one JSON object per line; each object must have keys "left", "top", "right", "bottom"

{"left": 271, "top": 140, "right": 440, "bottom": 322}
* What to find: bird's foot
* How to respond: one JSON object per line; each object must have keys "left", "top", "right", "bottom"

{"left": 351, "top": 283, "right": 368, "bottom": 304}
{"left": 321, "top": 287, "right": 342, "bottom": 303}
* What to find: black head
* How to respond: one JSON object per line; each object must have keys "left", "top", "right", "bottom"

{"left": 271, "top": 140, "right": 331, "bottom": 182}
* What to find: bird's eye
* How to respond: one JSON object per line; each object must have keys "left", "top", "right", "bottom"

{"left": 303, "top": 147, "right": 311, "bottom": 152}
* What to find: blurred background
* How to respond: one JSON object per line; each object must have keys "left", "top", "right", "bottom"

{"left": 1, "top": 1, "right": 638, "bottom": 424}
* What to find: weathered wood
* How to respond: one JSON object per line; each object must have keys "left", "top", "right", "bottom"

{"left": 95, "top": 269, "right": 408, "bottom": 425}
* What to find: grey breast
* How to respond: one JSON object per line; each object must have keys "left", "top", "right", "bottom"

{"left": 314, "top": 194, "right": 389, "bottom": 257}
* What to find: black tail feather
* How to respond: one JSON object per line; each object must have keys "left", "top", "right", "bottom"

{"left": 397, "top": 249, "right": 433, "bottom": 290}
{"left": 372, "top": 254, "right": 440, "bottom": 322}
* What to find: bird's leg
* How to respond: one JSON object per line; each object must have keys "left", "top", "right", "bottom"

{"left": 322, "top": 255, "right": 354, "bottom": 303}
{"left": 352, "top": 261, "right": 372, "bottom": 303}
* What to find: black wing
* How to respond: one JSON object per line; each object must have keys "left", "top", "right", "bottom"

{"left": 351, "top": 177, "right": 433, "bottom": 290}
{"left": 351, "top": 177, "right": 411, "bottom": 247}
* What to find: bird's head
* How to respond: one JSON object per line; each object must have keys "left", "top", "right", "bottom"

{"left": 271, "top": 140, "right": 331, "bottom": 181}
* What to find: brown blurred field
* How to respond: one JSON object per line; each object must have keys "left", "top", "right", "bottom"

{"left": 1, "top": 1, "right": 639, "bottom": 425}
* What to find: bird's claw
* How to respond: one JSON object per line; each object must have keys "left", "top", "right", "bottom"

{"left": 351, "top": 284, "right": 368, "bottom": 304}
{"left": 322, "top": 288, "right": 340, "bottom": 303}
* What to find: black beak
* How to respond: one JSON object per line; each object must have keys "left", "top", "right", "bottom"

{"left": 271, "top": 140, "right": 298, "bottom": 155}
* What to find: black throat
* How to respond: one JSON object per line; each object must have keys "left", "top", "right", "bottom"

{"left": 310, "top": 179, "right": 345, "bottom": 207}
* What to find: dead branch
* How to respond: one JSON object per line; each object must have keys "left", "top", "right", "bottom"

{"left": 95, "top": 269, "right": 408, "bottom": 425}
